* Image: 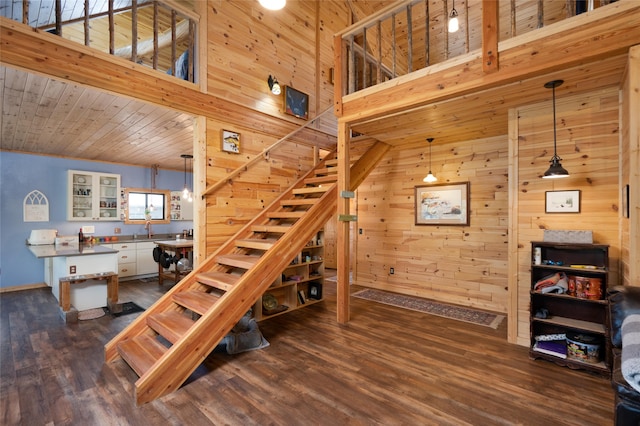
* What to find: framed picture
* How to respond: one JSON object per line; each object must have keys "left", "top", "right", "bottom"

{"left": 622, "top": 184, "right": 629, "bottom": 218}
{"left": 284, "top": 86, "right": 309, "bottom": 119}
{"left": 415, "top": 182, "right": 470, "bottom": 226}
{"left": 545, "top": 190, "right": 580, "bottom": 213}
{"left": 308, "top": 282, "right": 322, "bottom": 300}
{"left": 221, "top": 130, "right": 240, "bottom": 154}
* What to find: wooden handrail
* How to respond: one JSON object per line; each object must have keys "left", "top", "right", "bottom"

{"left": 201, "top": 106, "right": 335, "bottom": 198}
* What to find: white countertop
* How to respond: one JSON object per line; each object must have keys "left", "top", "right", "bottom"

{"left": 27, "top": 244, "right": 118, "bottom": 258}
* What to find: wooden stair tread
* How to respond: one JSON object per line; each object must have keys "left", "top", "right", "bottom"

{"left": 280, "top": 198, "right": 317, "bottom": 206}
{"left": 235, "top": 238, "right": 278, "bottom": 250}
{"left": 216, "top": 253, "right": 261, "bottom": 269}
{"left": 266, "top": 211, "right": 305, "bottom": 219}
{"left": 117, "top": 334, "right": 168, "bottom": 377}
{"left": 173, "top": 290, "right": 220, "bottom": 315}
{"left": 251, "top": 225, "right": 292, "bottom": 233}
{"left": 305, "top": 175, "right": 337, "bottom": 185}
{"left": 147, "top": 311, "right": 195, "bottom": 344}
{"left": 196, "top": 271, "right": 240, "bottom": 291}
{"left": 292, "top": 186, "right": 329, "bottom": 195}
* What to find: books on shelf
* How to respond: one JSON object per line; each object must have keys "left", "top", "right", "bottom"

{"left": 533, "top": 340, "right": 567, "bottom": 359}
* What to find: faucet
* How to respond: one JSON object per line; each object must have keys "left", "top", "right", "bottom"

{"left": 144, "top": 220, "right": 153, "bottom": 238}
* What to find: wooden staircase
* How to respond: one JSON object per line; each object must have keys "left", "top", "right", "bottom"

{"left": 104, "top": 138, "right": 391, "bottom": 405}
{"left": 104, "top": 153, "right": 341, "bottom": 405}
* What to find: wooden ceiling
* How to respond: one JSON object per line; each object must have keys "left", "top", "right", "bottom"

{"left": 350, "top": 53, "right": 629, "bottom": 150}
{"left": 0, "top": 65, "right": 195, "bottom": 172}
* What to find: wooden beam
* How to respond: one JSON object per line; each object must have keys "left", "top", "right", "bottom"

{"left": 349, "top": 140, "right": 391, "bottom": 191}
{"left": 482, "top": 0, "right": 499, "bottom": 73}
{"left": 336, "top": 121, "right": 351, "bottom": 324}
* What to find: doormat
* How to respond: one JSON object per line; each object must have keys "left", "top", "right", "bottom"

{"left": 105, "top": 301, "right": 145, "bottom": 317}
{"left": 352, "top": 288, "right": 505, "bottom": 329}
{"left": 78, "top": 308, "right": 106, "bottom": 321}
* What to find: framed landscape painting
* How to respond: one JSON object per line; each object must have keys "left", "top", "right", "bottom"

{"left": 415, "top": 182, "right": 470, "bottom": 226}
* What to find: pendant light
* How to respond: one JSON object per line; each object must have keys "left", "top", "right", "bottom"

{"left": 542, "top": 80, "right": 570, "bottom": 179}
{"left": 181, "top": 154, "right": 193, "bottom": 202}
{"left": 448, "top": 0, "right": 459, "bottom": 33}
{"left": 259, "top": 0, "right": 285, "bottom": 11}
{"left": 423, "top": 138, "right": 438, "bottom": 183}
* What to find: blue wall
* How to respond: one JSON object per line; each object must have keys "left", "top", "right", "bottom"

{"left": 0, "top": 151, "right": 193, "bottom": 288}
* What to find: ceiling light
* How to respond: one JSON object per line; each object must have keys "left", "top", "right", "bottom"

{"left": 181, "top": 154, "right": 193, "bottom": 201}
{"left": 423, "top": 138, "right": 438, "bottom": 183}
{"left": 448, "top": 0, "right": 459, "bottom": 33}
{"left": 542, "top": 80, "right": 570, "bottom": 179}
{"left": 259, "top": 0, "right": 286, "bottom": 11}
{"left": 268, "top": 75, "right": 281, "bottom": 95}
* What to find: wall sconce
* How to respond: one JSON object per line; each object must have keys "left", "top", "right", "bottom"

{"left": 423, "top": 138, "right": 438, "bottom": 183}
{"left": 448, "top": 0, "right": 459, "bottom": 33}
{"left": 542, "top": 80, "right": 569, "bottom": 179}
{"left": 268, "top": 75, "right": 281, "bottom": 95}
{"left": 259, "top": 0, "right": 285, "bottom": 10}
{"left": 181, "top": 154, "right": 193, "bottom": 202}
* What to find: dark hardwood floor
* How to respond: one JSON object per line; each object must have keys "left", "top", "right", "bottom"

{"left": 1, "top": 272, "right": 614, "bottom": 425}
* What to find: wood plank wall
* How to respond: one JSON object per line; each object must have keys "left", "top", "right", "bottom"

{"left": 201, "top": 1, "right": 357, "bottom": 255}
{"left": 355, "top": 135, "right": 510, "bottom": 313}
{"left": 354, "top": 86, "right": 623, "bottom": 345}
{"left": 512, "top": 87, "right": 621, "bottom": 345}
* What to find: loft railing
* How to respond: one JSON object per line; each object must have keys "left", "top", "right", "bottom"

{"left": 0, "top": 0, "right": 197, "bottom": 83}
{"left": 334, "top": 0, "right": 618, "bottom": 96}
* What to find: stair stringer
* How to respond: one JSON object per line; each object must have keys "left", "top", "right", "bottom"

{"left": 104, "top": 153, "right": 337, "bottom": 365}
{"left": 104, "top": 154, "right": 339, "bottom": 405}
{"left": 133, "top": 183, "right": 338, "bottom": 404}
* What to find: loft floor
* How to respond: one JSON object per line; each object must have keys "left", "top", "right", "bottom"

{"left": 0, "top": 272, "right": 613, "bottom": 425}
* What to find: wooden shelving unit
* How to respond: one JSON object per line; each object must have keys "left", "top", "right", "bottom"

{"left": 253, "top": 230, "right": 324, "bottom": 321}
{"left": 529, "top": 241, "right": 611, "bottom": 376}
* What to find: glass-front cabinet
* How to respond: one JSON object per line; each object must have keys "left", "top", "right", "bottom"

{"left": 67, "top": 170, "right": 121, "bottom": 221}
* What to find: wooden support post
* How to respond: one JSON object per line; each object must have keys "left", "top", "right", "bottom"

{"left": 333, "top": 35, "right": 344, "bottom": 115}
{"left": 482, "top": 0, "right": 499, "bottom": 73}
{"left": 336, "top": 121, "right": 351, "bottom": 324}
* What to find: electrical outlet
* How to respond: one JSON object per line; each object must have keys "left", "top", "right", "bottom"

{"left": 359, "top": 228, "right": 363, "bottom": 235}
{"left": 114, "top": 227, "right": 121, "bottom": 234}
{"left": 390, "top": 267, "right": 394, "bottom": 275}
{"left": 70, "top": 265, "right": 76, "bottom": 274}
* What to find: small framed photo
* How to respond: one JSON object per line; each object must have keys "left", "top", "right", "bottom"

{"left": 545, "top": 190, "right": 581, "bottom": 213}
{"left": 221, "top": 130, "right": 240, "bottom": 154}
{"left": 415, "top": 182, "right": 470, "bottom": 226}
{"left": 284, "top": 86, "right": 309, "bottom": 119}
{"left": 308, "top": 282, "right": 322, "bottom": 300}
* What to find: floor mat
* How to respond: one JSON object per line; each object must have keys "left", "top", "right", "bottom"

{"left": 353, "top": 288, "right": 505, "bottom": 329}
{"left": 78, "top": 308, "right": 106, "bottom": 321}
{"left": 105, "top": 301, "right": 145, "bottom": 317}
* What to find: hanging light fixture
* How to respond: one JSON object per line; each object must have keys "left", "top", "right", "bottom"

{"left": 259, "top": 0, "right": 286, "bottom": 11}
{"left": 423, "top": 138, "right": 438, "bottom": 183}
{"left": 542, "top": 80, "right": 570, "bottom": 179}
{"left": 267, "top": 75, "right": 281, "bottom": 95}
{"left": 181, "top": 154, "right": 194, "bottom": 201}
{"left": 448, "top": 0, "right": 459, "bottom": 33}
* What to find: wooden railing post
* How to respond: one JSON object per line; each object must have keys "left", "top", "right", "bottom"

{"left": 482, "top": 0, "right": 499, "bottom": 73}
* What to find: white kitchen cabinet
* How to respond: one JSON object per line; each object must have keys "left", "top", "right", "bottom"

{"left": 111, "top": 242, "right": 137, "bottom": 278}
{"left": 170, "top": 191, "right": 193, "bottom": 221}
{"left": 68, "top": 170, "right": 121, "bottom": 221}
{"left": 136, "top": 241, "right": 158, "bottom": 275}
